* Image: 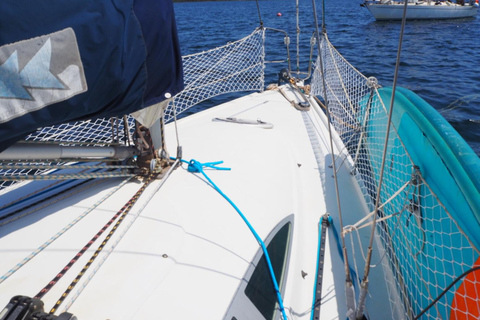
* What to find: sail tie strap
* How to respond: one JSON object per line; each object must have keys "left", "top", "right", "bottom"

{"left": 182, "top": 158, "right": 289, "bottom": 320}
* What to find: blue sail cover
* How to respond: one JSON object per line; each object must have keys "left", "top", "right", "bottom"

{"left": 0, "top": 0, "right": 184, "bottom": 151}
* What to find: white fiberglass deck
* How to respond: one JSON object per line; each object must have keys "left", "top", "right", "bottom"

{"left": 0, "top": 86, "right": 390, "bottom": 319}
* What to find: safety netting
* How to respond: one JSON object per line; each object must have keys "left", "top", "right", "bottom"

{"left": 0, "top": 116, "right": 136, "bottom": 191}
{"left": 0, "top": 29, "right": 266, "bottom": 191}
{"left": 311, "top": 33, "right": 480, "bottom": 319}
{"left": 164, "top": 28, "right": 264, "bottom": 123}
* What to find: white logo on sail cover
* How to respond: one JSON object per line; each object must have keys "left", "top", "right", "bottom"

{"left": 0, "top": 28, "right": 87, "bottom": 123}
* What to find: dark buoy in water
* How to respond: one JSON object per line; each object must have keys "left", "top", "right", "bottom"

{"left": 277, "top": 12, "right": 282, "bottom": 16}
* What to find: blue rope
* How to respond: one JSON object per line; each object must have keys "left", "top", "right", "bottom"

{"left": 180, "top": 158, "right": 288, "bottom": 320}
{"left": 328, "top": 218, "right": 359, "bottom": 285}
{"left": 186, "top": 159, "right": 231, "bottom": 173}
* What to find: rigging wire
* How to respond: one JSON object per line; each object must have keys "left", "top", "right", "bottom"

{"left": 356, "top": 1, "right": 410, "bottom": 318}
{"left": 310, "top": 0, "right": 356, "bottom": 317}
{"left": 254, "top": 0, "right": 263, "bottom": 27}
{"left": 172, "top": 98, "right": 182, "bottom": 158}
{"left": 296, "top": 0, "right": 300, "bottom": 76}
{"left": 321, "top": 0, "right": 326, "bottom": 31}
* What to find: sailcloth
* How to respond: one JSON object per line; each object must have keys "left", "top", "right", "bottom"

{"left": 0, "top": 0, "right": 184, "bottom": 151}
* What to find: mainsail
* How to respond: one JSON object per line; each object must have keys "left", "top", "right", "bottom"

{"left": 0, "top": 0, "right": 184, "bottom": 152}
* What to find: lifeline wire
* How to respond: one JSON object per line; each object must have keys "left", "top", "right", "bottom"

{"left": 254, "top": 0, "right": 263, "bottom": 27}
{"left": 310, "top": 0, "right": 356, "bottom": 316}
{"left": 356, "top": 1, "right": 410, "bottom": 318}
{"left": 296, "top": 0, "right": 300, "bottom": 75}
{"left": 182, "top": 158, "right": 289, "bottom": 320}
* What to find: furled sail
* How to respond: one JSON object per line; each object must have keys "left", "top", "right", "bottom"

{"left": 0, "top": 0, "right": 184, "bottom": 152}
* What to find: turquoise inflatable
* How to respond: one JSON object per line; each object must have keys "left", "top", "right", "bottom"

{"left": 358, "top": 86, "right": 480, "bottom": 318}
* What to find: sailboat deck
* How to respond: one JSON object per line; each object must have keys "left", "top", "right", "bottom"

{"left": 0, "top": 86, "right": 389, "bottom": 319}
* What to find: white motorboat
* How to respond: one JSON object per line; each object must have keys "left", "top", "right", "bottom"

{"left": 362, "top": 0, "right": 479, "bottom": 20}
{"left": 1, "top": 0, "right": 480, "bottom": 320}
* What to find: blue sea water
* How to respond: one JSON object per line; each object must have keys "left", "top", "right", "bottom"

{"left": 173, "top": 0, "right": 480, "bottom": 155}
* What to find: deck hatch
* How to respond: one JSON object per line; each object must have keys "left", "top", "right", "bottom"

{"left": 244, "top": 222, "right": 291, "bottom": 319}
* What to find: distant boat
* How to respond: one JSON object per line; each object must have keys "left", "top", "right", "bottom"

{"left": 362, "top": 0, "right": 479, "bottom": 20}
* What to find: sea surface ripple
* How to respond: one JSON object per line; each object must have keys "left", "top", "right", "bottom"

{"left": 174, "top": 0, "right": 480, "bottom": 155}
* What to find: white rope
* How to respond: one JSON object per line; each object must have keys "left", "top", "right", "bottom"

{"left": 0, "top": 179, "right": 64, "bottom": 211}
{"left": 0, "top": 176, "right": 132, "bottom": 284}
{"left": 343, "top": 179, "right": 411, "bottom": 235}
{"left": 62, "top": 159, "right": 179, "bottom": 313}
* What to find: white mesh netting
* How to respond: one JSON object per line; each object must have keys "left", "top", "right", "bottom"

{"left": 312, "top": 34, "right": 480, "bottom": 319}
{"left": 0, "top": 116, "right": 136, "bottom": 191}
{"left": 0, "top": 29, "right": 266, "bottom": 190}
{"left": 164, "top": 28, "right": 265, "bottom": 123}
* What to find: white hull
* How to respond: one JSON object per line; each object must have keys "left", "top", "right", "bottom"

{"left": 364, "top": 2, "right": 478, "bottom": 20}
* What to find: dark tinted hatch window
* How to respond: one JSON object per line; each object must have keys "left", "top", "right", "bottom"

{"left": 244, "top": 222, "right": 291, "bottom": 319}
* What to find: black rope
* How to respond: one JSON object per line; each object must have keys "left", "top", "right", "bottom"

{"left": 414, "top": 266, "right": 480, "bottom": 319}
